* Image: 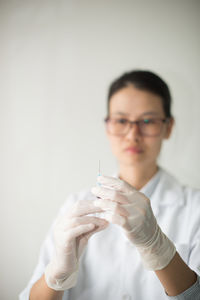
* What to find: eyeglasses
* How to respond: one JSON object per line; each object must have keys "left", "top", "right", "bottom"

{"left": 104, "top": 116, "right": 170, "bottom": 137}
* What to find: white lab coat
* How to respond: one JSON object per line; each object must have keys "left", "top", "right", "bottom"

{"left": 19, "top": 168, "right": 200, "bottom": 299}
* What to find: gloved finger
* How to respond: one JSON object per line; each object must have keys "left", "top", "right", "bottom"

{"left": 81, "top": 220, "right": 108, "bottom": 239}
{"left": 97, "top": 175, "right": 135, "bottom": 194}
{"left": 69, "top": 216, "right": 109, "bottom": 229}
{"left": 66, "top": 223, "right": 96, "bottom": 240}
{"left": 66, "top": 218, "right": 108, "bottom": 242}
{"left": 57, "top": 215, "right": 108, "bottom": 231}
{"left": 69, "top": 200, "right": 104, "bottom": 218}
{"left": 102, "top": 212, "right": 126, "bottom": 227}
{"left": 91, "top": 186, "right": 129, "bottom": 204}
{"left": 77, "top": 222, "right": 109, "bottom": 257}
{"left": 82, "top": 221, "right": 108, "bottom": 241}
{"left": 93, "top": 198, "right": 129, "bottom": 217}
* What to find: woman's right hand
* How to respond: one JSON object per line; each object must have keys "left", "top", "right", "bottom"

{"left": 44, "top": 199, "right": 108, "bottom": 291}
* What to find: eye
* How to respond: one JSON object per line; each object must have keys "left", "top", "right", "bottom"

{"left": 142, "top": 119, "right": 155, "bottom": 124}
{"left": 116, "top": 118, "right": 128, "bottom": 124}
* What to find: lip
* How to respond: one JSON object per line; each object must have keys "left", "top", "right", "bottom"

{"left": 124, "top": 147, "right": 143, "bottom": 154}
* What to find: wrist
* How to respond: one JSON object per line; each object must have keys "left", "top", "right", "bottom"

{"left": 137, "top": 224, "right": 176, "bottom": 270}
{"left": 45, "top": 261, "right": 79, "bottom": 291}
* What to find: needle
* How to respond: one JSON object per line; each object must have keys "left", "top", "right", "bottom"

{"left": 97, "top": 160, "right": 101, "bottom": 187}
{"left": 98, "top": 160, "right": 101, "bottom": 176}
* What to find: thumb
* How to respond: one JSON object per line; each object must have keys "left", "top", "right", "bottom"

{"left": 97, "top": 175, "right": 135, "bottom": 194}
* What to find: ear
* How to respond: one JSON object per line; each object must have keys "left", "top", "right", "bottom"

{"left": 164, "top": 117, "right": 174, "bottom": 139}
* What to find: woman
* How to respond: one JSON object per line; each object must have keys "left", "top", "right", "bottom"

{"left": 20, "top": 70, "right": 200, "bottom": 299}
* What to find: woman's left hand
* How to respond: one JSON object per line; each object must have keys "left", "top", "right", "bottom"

{"left": 91, "top": 175, "right": 176, "bottom": 271}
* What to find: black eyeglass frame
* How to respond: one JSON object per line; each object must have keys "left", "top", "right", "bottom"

{"left": 104, "top": 116, "right": 170, "bottom": 137}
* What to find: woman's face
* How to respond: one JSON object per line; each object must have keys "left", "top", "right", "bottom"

{"left": 106, "top": 85, "right": 174, "bottom": 168}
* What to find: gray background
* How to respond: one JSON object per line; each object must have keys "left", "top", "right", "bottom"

{"left": 0, "top": 1, "right": 200, "bottom": 299}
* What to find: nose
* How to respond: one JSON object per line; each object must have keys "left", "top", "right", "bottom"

{"left": 125, "top": 123, "right": 141, "bottom": 140}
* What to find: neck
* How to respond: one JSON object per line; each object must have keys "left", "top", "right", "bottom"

{"left": 119, "top": 162, "right": 158, "bottom": 190}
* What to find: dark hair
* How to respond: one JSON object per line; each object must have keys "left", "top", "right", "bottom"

{"left": 107, "top": 70, "right": 172, "bottom": 118}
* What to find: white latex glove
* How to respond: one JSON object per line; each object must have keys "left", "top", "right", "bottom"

{"left": 45, "top": 199, "right": 108, "bottom": 290}
{"left": 91, "top": 175, "right": 176, "bottom": 270}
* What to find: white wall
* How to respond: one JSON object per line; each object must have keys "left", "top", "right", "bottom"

{"left": 0, "top": 0, "right": 200, "bottom": 298}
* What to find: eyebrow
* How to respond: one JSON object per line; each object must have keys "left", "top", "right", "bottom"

{"left": 111, "top": 111, "right": 161, "bottom": 117}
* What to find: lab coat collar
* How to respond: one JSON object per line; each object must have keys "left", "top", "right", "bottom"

{"left": 149, "top": 168, "right": 185, "bottom": 207}
{"left": 139, "top": 167, "right": 162, "bottom": 199}
{"left": 113, "top": 167, "right": 185, "bottom": 207}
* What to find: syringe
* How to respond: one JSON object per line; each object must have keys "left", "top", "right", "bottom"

{"left": 98, "top": 160, "right": 101, "bottom": 177}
